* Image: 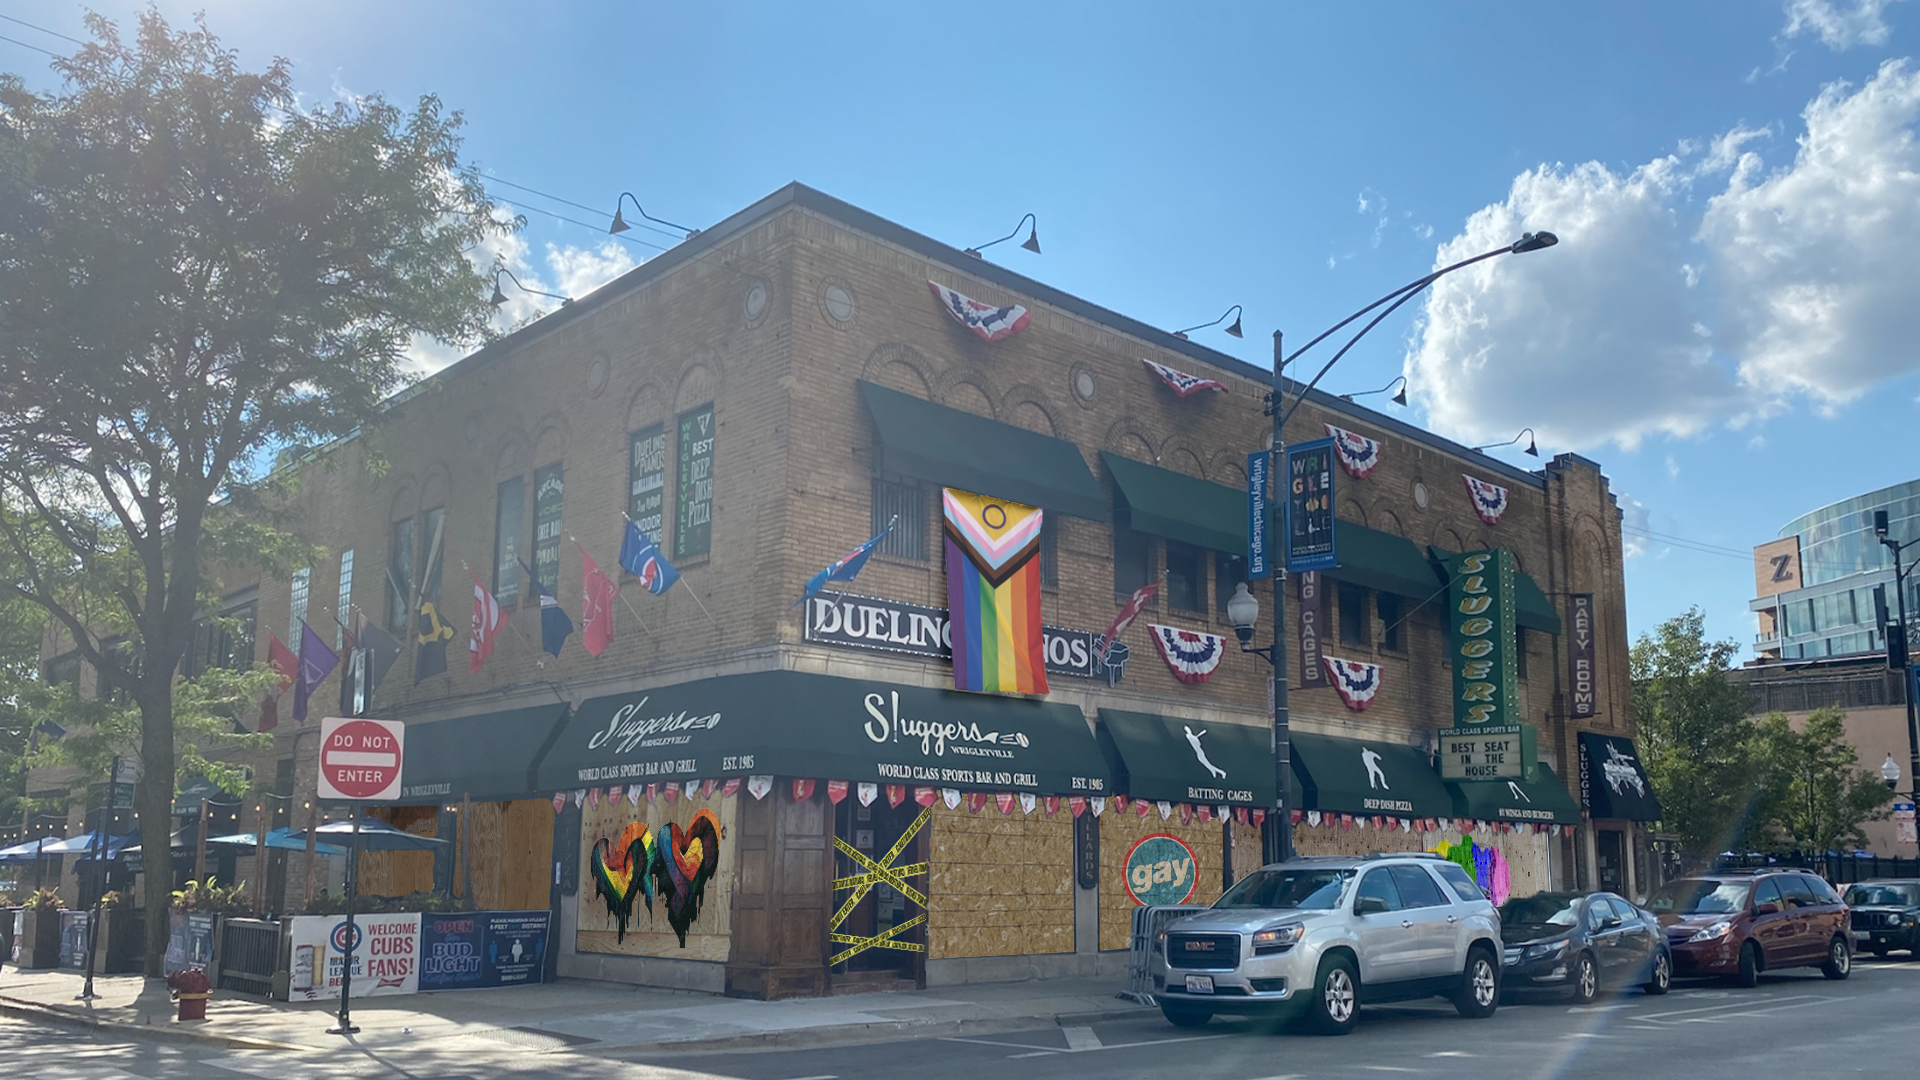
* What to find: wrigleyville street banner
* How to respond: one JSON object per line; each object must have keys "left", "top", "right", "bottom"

{"left": 943, "top": 488, "right": 1048, "bottom": 695}
{"left": 1443, "top": 549, "right": 1519, "bottom": 726}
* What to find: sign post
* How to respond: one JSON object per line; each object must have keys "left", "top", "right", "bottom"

{"left": 317, "top": 716, "right": 404, "bottom": 1036}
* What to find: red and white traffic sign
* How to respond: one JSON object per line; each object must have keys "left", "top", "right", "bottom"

{"left": 318, "top": 717, "right": 405, "bottom": 801}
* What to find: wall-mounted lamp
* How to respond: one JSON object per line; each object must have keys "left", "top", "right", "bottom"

{"left": 963, "top": 213, "right": 1041, "bottom": 258}
{"left": 1339, "top": 375, "right": 1408, "bottom": 407}
{"left": 1174, "top": 305, "right": 1243, "bottom": 340}
{"left": 1472, "top": 427, "right": 1538, "bottom": 457}
{"left": 490, "top": 269, "right": 572, "bottom": 308}
{"left": 609, "top": 192, "right": 697, "bottom": 238}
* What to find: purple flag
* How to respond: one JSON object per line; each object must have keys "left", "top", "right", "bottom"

{"left": 292, "top": 620, "right": 339, "bottom": 723}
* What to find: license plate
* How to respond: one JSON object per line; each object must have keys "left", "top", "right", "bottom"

{"left": 1855, "top": 931, "right": 1870, "bottom": 943}
{"left": 1185, "top": 975, "right": 1215, "bottom": 994}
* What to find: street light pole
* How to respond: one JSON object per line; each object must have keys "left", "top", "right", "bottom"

{"left": 1876, "top": 514, "right": 1920, "bottom": 838}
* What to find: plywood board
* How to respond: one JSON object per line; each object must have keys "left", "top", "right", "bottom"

{"left": 1097, "top": 809, "right": 1231, "bottom": 952}
{"left": 575, "top": 787, "right": 736, "bottom": 962}
{"left": 926, "top": 802, "right": 1072, "bottom": 960}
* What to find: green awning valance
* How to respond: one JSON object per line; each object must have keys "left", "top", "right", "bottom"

{"left": 1100, "top": 452, "right": 1246, "bottom": 554}
{"left": 1096, "top": 710, "right": 1274, "bottom": 807}
{"left": 1288, "top": 731, "right": 1453, "bottom": 819}
{"left": 859, "top": 380, "right": 1106, "bottom": 519}
{"left": 1429, "top": 546, "right": 1562, "bottom": 635}
{"left": 396, "top": 703, "right": 573, "bottom": 805}
{"left": 1325, "top": 522, "right": 1445, "bottom": 602}
{"left": 1446, "top": 764, "right": 1582, "bottom": 825}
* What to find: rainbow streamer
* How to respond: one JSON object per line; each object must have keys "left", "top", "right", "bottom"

{"left": 943, "top": 488, "right": 1048, "bottom": 695}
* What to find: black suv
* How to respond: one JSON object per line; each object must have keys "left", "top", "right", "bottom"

{"left": 1845, "top": 879, "right": 1920, "bottom": 958}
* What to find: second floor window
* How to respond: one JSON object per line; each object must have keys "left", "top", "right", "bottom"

{"left": 494, "top": 477, "right": 525, "bottom": 605}
{"left": 1165, "top": 541, "right": 1203, "bottom": 613}
{"left": 386, "top": 517, "right": 415, "bottom": 632}
{"left": 1338, "top": 581, "right": 1369, "bottom": 648}
{"left": 871, "top": 477, "right": 925, "bottom": 561}
{"left": 335, "top": 550, "right": 354, "bottom": 649}
{"left": 1377, "top": 592, "right": 1403, "bottom": 651}
{"left": 288, "top": 566, "right": 310, "bottom": 641}
{"left": 1114, "top": 527, "right": 1153, "bottom": 597}
{"left": 1215, "top": 552, "right": 1248, "bottom": 618}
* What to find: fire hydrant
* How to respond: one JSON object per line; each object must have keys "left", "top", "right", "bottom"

{"left": 167, "top": 968, "right": 212, "bottom": 1022}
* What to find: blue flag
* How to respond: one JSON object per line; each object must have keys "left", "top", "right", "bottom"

{"left": 520, "top": 560, "right": 575, "bottom": 657}
{"left": 795, "top": 520, "right": 895, "bottom": 608}
{"left": 619, "top": 518, "right": 681, "bottom": 595}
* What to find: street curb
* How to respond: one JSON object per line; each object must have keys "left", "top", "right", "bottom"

{"left": 595, "top": 1005, "right": 1155, "bottom": 1057}
{"left": 0, "top": 995, "right": 310, "bottom": 1053}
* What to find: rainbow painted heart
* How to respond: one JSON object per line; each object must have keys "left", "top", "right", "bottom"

{"left": 589, "top": 821, "right": 656, "bottom": 941}
{"left": 650, "top": 809, "right": 721, "bottom": 947}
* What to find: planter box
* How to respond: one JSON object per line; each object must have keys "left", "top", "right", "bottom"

{"left": 1, "top": 908, "right": 15, "bottom": 965}
{"left": 16, "top": 907, "right": 63, "bottom": 969}
{"left": 93, "top": 907, "right": 143, "bottom": 974}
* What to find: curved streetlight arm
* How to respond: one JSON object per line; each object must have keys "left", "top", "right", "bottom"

{"left": 1278, "top": 273, "right": 1434, "bottom": 429}
{"left": 1277, "top": 242, "right": 1517, "bottom": 374}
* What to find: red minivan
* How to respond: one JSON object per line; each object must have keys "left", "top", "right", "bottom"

{"left": 1648, "top": 870, "right": 1851, "bottom": 987}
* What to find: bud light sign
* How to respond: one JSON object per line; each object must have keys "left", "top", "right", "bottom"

{"left": 418, "top": 910, "right": 551, "bottom": 990}
{"left": 419, "top": 916, "right": 484, "bottom": 990}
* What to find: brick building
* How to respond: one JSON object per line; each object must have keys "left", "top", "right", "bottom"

{"left": 32, "top": 183, "right": 1650, "bottom": 997}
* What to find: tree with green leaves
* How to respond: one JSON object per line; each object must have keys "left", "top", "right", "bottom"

{"left": 0, "top": 11, "right": 512, "bottom": 974}
{"left": 1750, "top": 707, "right": 1890, "bottom": 854}
{"left": 1631, "top": 607, "right": 1765, "bottom": 866}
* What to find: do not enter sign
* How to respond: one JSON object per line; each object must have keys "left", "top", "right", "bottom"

{"left": 318, "top": 717, "right": 405, "bottom": 801}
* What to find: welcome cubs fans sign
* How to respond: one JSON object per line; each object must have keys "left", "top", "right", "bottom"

{"left": 318, "top": 716, "right": 405, "bottom": 801}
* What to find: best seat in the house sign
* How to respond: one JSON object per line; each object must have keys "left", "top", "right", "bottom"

{"left": 318, "top": 716, "right": 405, "bottom": 801}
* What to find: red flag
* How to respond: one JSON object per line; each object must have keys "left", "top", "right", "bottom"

{"left": 469, "top": 572, "right": 508, "bottom": 674}
{"left": 1134, "top": 799, "right": 1152, "bottom": 818}
{"left": 1178, "top": 803, "right": 1194, "bottom": 825}
{"left": 1069, "top": 796, "right": 1086, "bottom": 817}
{"left": 720, "top": 778, "right": 741, "bottom": 798}
{"left": 1251, "top": 809, "right": 1266, "bottom": 827}
{"left": 260, "top": 632, "right": 299, "bottom": 731}
{"left": 827, "top": 780, "right": 849, "bottom": 805}
{"left": 1112, "top": 794, "right": 1130, "bottom": 814}
{"left": 1044, "top": 795, "right": 1060, "bottom": 818}
{"left": 1196, "top": 805, "right": 1212, "bottom": 823}
{"left": 914, "top": 786, "right": 937, "bottom": 808}
{"left": 701, "top": 779, "right": 716, "bottom": 799}
{"left": 663, "top": 783, "right": 679, "bottom": 805}
{"left": 966, "top": 791, "right": 988, "bottom": 814}
{"left": 886, "top": 784, "right": 906, "bottom": 808}
{"left": 577, "top": 542, "right": 617, "bottom": 656}
{"left": 552, "top": 793, "right": 566, "bottom": 814}
{"left": 995, "top": 792, "right": 1015, "bottom": 815}
{"left": 792, "top": 779, "right": 815, "bottom": 802}
{"left": 1100, "top": 582, "right": 1159, "bottom": 661}
{"left": 646, "top": 783, "right": 658, "bottom": 803}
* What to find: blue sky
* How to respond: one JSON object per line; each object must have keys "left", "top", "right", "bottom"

{"left": 8, "top": 1, "right": 1920, "bottom": 658}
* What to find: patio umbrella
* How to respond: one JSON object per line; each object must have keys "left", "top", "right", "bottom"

{"left": 0, "top": 837, "right": 57, "bottom": 865}
{"left": 37, "top": 832, "right": 137, "bottom": 858}
{"left": 284, "top": 817, "right": 448, "bottom": 852}
{"left": 119, "top": 826, "right": 197, "bottom": 856}
{"left": 206, "top": 827, "right": 348, "bottom": 857}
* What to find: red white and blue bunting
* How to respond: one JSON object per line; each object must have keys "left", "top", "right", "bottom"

{"left": 1325, "top": 424, "right": 1382, "bottom": 479}
{"left": 1463, "top": 474, "right": 1510, "bottom": 525}
{"left": 1147, "top": 623, "right": 1227, "bottom": 684}
{"left": 1141, "top": 358, "right": 1227, "bottom": 398}
{"left": 927, "top": 281, "right": 1031, "bottom": 343}
{"left": 1322, "top": 655, "right": 1383, "bottom": 711}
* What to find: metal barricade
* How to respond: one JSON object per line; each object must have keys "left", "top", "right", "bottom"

{"left": 216, "top": 917, "right": 284, "bottom": 996}
{"left": 1121, "top": 904, "right": 1205, "bottom": 1003}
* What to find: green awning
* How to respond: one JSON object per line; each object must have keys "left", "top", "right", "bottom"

{"left": 1101, "top": 453, "right": 1245, "bottom": 554}
{"left": 1288, "top": 731, "right": 1453, "bottom": 818}
{"left": 1446, "top": 765, "right": 1582, "bottom": 825}
{"left": 395, "top": 703, "right": 572, "bottom": 805}
{"left": 859, "top": 380, "right": 1106, "bottom": 519}
{"left": 1325, "top": 522, "right": 1445, "bottom": 602}
{"left": 1096, "top": 710, "right": 1274, "bottom": 807}
{"left": 1428, "top": 546, "right": 1562, "bottom": 635}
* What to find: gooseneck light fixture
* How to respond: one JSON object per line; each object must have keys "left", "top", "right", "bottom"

{"left": 1472, "top": 427, "right": 1539, "bottom": 457}
{"left": 1338, "top": 375, "right": 1408, "bottom": 406}
{"left": 963, "top": 213, "right": 1041, "bottom": 258}
{"left": 489, "top": 269, "right": 572, "bottom": 308}
{"left": 609, "top": 192, "right": 697, "bottom": 239}
{"left": 1174, "top": 305, "right": 1244, "bottom": 340}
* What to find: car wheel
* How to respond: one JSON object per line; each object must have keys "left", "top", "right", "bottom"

{"left": 1822, "top": 935, "right": 1852, "bottom": 980}
{"left": 1643, "top": 950, "right": 1672, "bottom": 995}
{"left": 1733, "top": 940, "right": 1761, "bottom": 988}
{"left": 1303, "top": 954, "right": 1359, "bottom": 1036}
{"left": 1453, "top": 946, "right": 1501, "bottom": 1019}
{"left": 1571, "top": 952, "right": 1599, "bottom": 1005}
{"left": 1159, "top": 1003, "right": 1212, "bottom": 1029}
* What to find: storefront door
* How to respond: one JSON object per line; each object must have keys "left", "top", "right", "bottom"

{"left": 831, "top": 796, "right": 928, "bottom": 986}
{"left": 1596, "top": 828, "right": 1625, "bottom": 894}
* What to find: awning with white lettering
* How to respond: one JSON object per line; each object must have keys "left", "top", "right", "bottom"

{"left": 1095, "top": 710, "right": 1275, "bottom": 807}
{"left": 533, "top": 671, "right": 1112, "bottom": 797}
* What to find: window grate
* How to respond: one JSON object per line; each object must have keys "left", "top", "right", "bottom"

{"left": 871, "top": 477, "right": 926, "bottom": 561}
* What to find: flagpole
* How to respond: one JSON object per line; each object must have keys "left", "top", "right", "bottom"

{"left": 575, "top": 532, "right": 653, "bottom": 635}
{"left": 462, "top": 560, "right": 544, "bottom": 667}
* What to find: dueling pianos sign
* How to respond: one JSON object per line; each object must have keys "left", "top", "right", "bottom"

{"left": 804, "top": 593, "right": 1114, "bottom": 680}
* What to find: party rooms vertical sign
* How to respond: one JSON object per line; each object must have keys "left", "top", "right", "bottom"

{"left": 1445, "top": 549, "right": 1518, "bottom": 726}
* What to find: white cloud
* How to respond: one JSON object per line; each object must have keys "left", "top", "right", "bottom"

{"left": 1782, "top": 0, "right": 1906, "bottom": 50}
{"left": 1699, "top": 60, "right": 1920, "bottom": 404}
{"left": 1407, "top": 62, "right": 1920, "bottom": 451}
{"left": 1619, "top": 495, "right": 1651, "bottom": 558}
{"left": 1665, "top": 455, "right": 1681, "bottom": 478}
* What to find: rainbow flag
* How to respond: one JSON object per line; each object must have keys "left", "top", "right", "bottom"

{"left": 943, "top": 488, "right": 1049, "bottom": 695}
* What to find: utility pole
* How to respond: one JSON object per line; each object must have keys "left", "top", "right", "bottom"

{"left": 1267, "top": 331, "right": 1294, "bottom": 865}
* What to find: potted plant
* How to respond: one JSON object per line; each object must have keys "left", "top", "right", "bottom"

{"left": 17, "top": 889, "right": 65, "bottom": 969}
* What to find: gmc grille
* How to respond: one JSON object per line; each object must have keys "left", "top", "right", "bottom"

{"left": 1166, "top": 933, "right": 1239, "bottom": 969}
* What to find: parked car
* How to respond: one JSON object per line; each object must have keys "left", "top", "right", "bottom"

{"left": 1843, "top": 879, "right": 1920, "bottom": 958}
{"left": 1153, "top": 853, "right": 1502, "bottom": 1035}
{"left": 1497, "top": 891, "right": 1670, "bottom": 1002}
{"left": 1647, "top": 870, "right": 1851, "bottom": 987}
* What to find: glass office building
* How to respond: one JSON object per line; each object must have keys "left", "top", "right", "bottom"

{"left": 1753, "top": 479, "right": 1920, "bottom": 660}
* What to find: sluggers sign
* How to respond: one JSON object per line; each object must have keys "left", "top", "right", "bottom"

{"left": 1443, "top": 549, "right": 1518, "bottom": 726}
{"left": 1284, "top": 438, "right": 1336, "bottom": 572}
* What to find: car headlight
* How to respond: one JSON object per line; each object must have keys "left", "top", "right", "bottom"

{"left": 1890, "top": 914, "right": 1906, "bottom": 927}
{"left": 1688, "top": 920, "right": 1734, "bottom": 942}
{"left": 1252, "top": 925, "right": 1305, "bottom": 954}
{"left": 1521, "top": 939, "right": 1569, "bottom": 961}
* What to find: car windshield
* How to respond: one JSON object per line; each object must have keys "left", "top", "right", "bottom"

{"left": 1647, "top": 879, "right": 1751, "bottom": 915}
{"left": 1215, "top": 868, "right": 1356, "bottom": 910}
{"left": 1847, "top": 883, "right": 1920, "bottom": 906}
{"left": 1500, "top": 893, "right": 1582, "bottom": 926}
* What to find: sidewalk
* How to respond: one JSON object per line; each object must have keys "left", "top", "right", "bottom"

{"left": 0, "top": 967, "right": 1150, "bottom": 1057}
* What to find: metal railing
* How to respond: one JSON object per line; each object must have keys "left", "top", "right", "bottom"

{"left": 216, "top": 917, "right": 284, "bottom": 996}
{"left": 1121, "top": 904, "right": 1206, "bottom": 1003}
{"left": 1712, "top": 852, "right": 1920, "bottom": 884}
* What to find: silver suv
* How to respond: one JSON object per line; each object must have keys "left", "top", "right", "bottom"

{"left": 1154, "top": 853, "right": 1502, "bottom": 1034}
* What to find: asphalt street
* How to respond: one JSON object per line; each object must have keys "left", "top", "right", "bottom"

{"left": 7, "top": 958, "right": 1915, "bottom": 1080}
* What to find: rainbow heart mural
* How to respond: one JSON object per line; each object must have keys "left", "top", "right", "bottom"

{"left": 651, "top": 809, "right": 722, "bottom": 947}
{"left": 590, "top": 821, "right": 658, "bottom": 941}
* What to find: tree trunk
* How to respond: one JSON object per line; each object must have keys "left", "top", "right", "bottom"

{"left": 139, "top": 682, "right": 176, "bottom": 977}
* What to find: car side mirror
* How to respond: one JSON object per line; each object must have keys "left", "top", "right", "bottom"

{"left": 1355, "top": 896, "right": 1391, "bottom": 916}
{"left": 1600, "top": 916, "right": 1623, "bottom": 930}
{"left": 1753, "top": 902, "right": 1780, "bottom": 916}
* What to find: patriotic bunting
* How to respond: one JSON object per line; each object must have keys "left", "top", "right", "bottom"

{"left": 1141, "top": 358, "right": 1227, "bottom": 397}
{"left": 1463, "top": 475, "right": 1510, "bottom": 525}
{"left": 1325, "top": 424, "right": 1382, "bottom": 479}
{"left": 1322, "top": 655, "right": 1384, "bottom": 711}
{"left": 1147, "top": 624, "right": 1228, "bottom": 684}
{"left": 944, "top": 488, "right": 1048, "bottom": 694}
{"left": 928, "top": 281, "right": 1031, "bottom": 342}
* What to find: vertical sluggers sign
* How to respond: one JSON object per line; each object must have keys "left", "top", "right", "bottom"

{"left": 1443, "top": 550, "right": 1518, "bottom": 726}
{"left": 1285, "top": 438, "right": 1336, "bottom": 572}
{"left": 1568, "top": 594, "right": 1597, "bottom": 718}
